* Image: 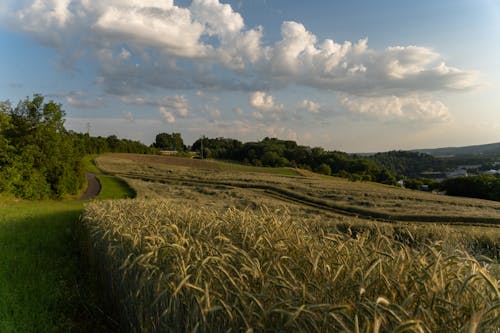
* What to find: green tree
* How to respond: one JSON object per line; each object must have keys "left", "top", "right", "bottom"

{"left": 315, "top": 163, "right": 332, "bottom": 176}
{"left": 0, "top": 95, "right": 84, "bottom": 198}
{"left": 154, "top": 132, "right": 185, "bottom": 151}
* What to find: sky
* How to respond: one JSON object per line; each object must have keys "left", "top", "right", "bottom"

{"left": 1, "top": 0, "right": 500, "bottom": 152}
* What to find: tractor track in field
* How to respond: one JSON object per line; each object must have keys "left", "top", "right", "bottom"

{"left": 111, "top": 171, "right": 500, "bottom": 228}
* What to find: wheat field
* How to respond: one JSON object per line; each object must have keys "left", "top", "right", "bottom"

{"left": 79, "top": 153, "right": 499, "bottom": 332}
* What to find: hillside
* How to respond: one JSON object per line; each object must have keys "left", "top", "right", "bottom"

{"left": 77, "top": 153, "right": 500, "bottom": 332}
{"left": 415, "top": 141, "right": 500, "bottom": 157}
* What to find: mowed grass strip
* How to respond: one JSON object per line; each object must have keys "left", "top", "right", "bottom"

{"left": 0, "top": 198, "right": 83, "bottom": 332}
{"left": 96, "top": 176, "right": 136, "bottom": 200}
{"left": 0, "top": 159, "right": 135, "bottom": 332}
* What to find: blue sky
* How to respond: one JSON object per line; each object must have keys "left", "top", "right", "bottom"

{"left": 1, "top": 0, "right": 499, "bottom": 152}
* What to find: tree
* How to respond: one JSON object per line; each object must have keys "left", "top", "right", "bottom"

{"left": 315, "top": 163, "right": 331, "bottom": 176}
{"left": 154, "top": 132, "right": 185, "bottom": 151}
{"left": 0, "top": 95, "right": 84, "bottom": 198}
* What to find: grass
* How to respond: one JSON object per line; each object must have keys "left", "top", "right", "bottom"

{"left": 96, "top": 176, "right": 136, "bottom": 200}
{"left": 212, "top": 159, "right": 299, "bottom": 176}
{"left": 81, "top": 154, "right": 103, "bottom": 174}
{"left": 0, "top": 155, "right": 135, "bottom": 332}
{"left": 96, "top": 154, "right": 500, "bottom": 223}
{"left": 0, "top": 197, "right": 83, "bottom": 332}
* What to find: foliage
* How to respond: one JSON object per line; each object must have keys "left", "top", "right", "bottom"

{"left": 0, "top": 95, "right": 83, "bottom": 199}
{"left": 153, "top": 132, "right": 185, "bottom": 151}
{"left": 403, "top": 177, "right": 438, "bottom": 190}
{"left": 69, "top": 132, "right": 157, "bottom": 155}
{"left": 188, "top": 136, "right": 398, "bottom": 185}
{"left": 0, "top": 94, "right": 156, "bottom": 199}
{"left": 441, "top": 175, "right": 500, "bottom": 201}
{"left": 370, "top": 150, "right": 495, "bottom": 178}
{"left": 315, "top": 163, "right": 331, "bottom": 175}
{"left": 191, "top": 137, "right": 243, "bottom": 160}
{"left": 370, "top": 151, "right": 450, "bottom": 177}
{"left": 81, "top": 199, "right": 500, "bottom": 332}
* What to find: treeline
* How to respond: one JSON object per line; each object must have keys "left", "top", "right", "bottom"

{"left": 0, "top": 95, "right": 154, "bottom": 199}
{"left": 370, "top": 150, "right": 493, "bottom": 178}
{"left": 370, "top": 151, "right": 449, "bottom": 178}
{"left": 440, "top": 175, "right": 500, "bottom": 202}
{"left": 191, "top": 137, "right": 397, "bottom": 184}
{"left": 71, "top": 133, "right": 157, "bottom": 155}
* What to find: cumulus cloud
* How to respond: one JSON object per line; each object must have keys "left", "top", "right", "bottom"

{"left": 299, "top": 99, "right": 320, "bottom": 113}
{"left": 261, "top": 22, "right": 479, "bottom": 95}
{"left": 339, "top": 94, "right": 451, "bottom": 122}
{"left": 160, "top": 95, "right": 189, "bottom": 117}
{"left": 249, "top": 91, "right": 284, "bottom": 112}
{"left": 159, "top": 107, "right": 175, "bottom": 123}
{"left": 3, "top": 0, "right": 481, "bottom": 97}
{"left": 121, "top": 94, "right": 189, "bottom": 117}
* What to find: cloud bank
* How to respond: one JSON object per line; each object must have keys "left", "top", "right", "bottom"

{"left": 2, "top": 0, "right": 480, "bottom": 100}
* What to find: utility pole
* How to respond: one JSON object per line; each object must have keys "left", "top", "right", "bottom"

{"left": 86, "top": 122, "right": 91, "bottom": 136}
{"left": 200, "top": 135, "right": 204, "bottom": 159}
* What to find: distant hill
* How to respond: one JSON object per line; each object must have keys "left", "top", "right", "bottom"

{"left": 414, "top": 142, "right": 500, "bottom": 157}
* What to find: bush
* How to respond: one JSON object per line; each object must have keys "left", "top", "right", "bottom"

{"left": 315, "top": 163, "right": 331, "bottom": 175}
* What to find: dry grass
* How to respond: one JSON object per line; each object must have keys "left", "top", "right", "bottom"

{"left": 96, "top": 154, "right": 500, "bottom": 223}
{"left": 81, "top": 199, "right": 500, "bottom": 332}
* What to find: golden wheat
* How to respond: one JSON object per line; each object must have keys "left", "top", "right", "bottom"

{"left": 81, "top": 199, "right": 499, "bottom": 332}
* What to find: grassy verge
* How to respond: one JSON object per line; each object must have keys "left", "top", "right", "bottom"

{"left": 0, "top": 198, "right": 84, "bottom": 332}
{"left": 81, "top": 154, "right": 103, "bottom": 174}
{"left": 0, "top": 156, "right": 134, "bottom": 332}
{"left": 96, "top": 176, "right": 136, "bottom": 200}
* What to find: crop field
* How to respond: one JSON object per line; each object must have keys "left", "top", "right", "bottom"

{"left": 79, "top": 153, "right": 500, "bottom": 332}
{"left": 97, "top": 153, "right": 500, "bottom": 225}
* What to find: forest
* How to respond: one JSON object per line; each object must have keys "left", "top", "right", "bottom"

{"left": 190, "top": 136, "right": 397, "bottom": 184}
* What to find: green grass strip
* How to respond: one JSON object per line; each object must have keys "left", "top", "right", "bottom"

{"left": 0, "top": 157, "right": 135, "bottom": 332}
{"left": 0, "top": 199, "right": 83, "bottom": 332}
{"left": 96, "top": 176, "right": 136, "bottom": 200}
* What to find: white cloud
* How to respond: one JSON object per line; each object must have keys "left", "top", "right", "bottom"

{"left": 299, "top": 99, "right": 320, "bottom": 113}
{"left": 94, "top": 3, "right": 207, "bottom": 59}
{"left": 339, "top": 94, "right": 451, "bottom": 122}
{"left": 261, "top": 22, "right": 479, "bottom": 95}
{"left": 160, "top": 95, "right": 189, "bottom": 117}
{"left": 249, "top": 91, "right": 284, "bottom": 112}
{"left": 18, "top": 0, "right": 73, "bottom": 29}
{"left": 190, "top": 0, "right": 244, "bottom": 37}
{"left": 252, "top": 111, "right": 263, "bottom": 120}
{"left": 4, "top": 0, "right": 481, "bottom": 97}
{"left": 118, "top": 48, "right": 131, "bottom": 61}
{"left": 159, "top": 107, "right": 175, "bottom": 123}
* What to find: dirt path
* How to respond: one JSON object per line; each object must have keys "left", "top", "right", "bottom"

{"left": 80, "top": 172, "right": 101, "bottom": 200}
